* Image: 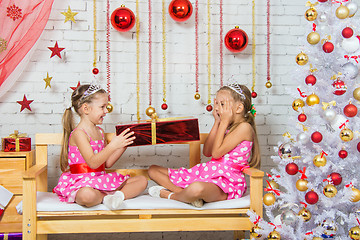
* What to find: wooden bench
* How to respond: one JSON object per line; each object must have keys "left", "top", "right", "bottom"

{"left": 22, "top": 133, "right": 264, "bottom": 240}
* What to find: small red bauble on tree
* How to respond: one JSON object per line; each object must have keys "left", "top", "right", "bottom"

{"left": 111, "top": 5, "right": 136, "bottom": 32}
{"left": 298, "top": 113, "right": 307, "bottom": 122}
{"left": 305, "top": 75, "right": 317, "bottom": 85}
{"left": 305, "top": 190, "right": 319, "bottom": 204}
{"left": 311, "top": 131, "right": 323, "bottom": 143}
{"left": 285, "top": 162, "right": 299, "bottom": 175}
{"left": 224, "top": 26, "right": 249, "bottom": 52}
{"left": 323, "top": 41, "right": 334, "bottom": 53}
{"left": 357, "top": 142, "right": 360, "bottom": 152}
{"left": 330, "top": 172, "right": 342, "bottom": 186}
{"left": 161, "top": 103, "right": 168, "bottom": 110}
{"left": 169, "top": 0, "right": 193, "bottom": 22}
{"left": 318, "top": 0, "right": 328, "bottom": 2}
{"left": 92, "top": 68, "right": 99, "bottom": 75}
{"left": 251, "top": 91, "right": 257, "bottom": 98}
{"left": 342, "top": 27, "right": 354, "bottom": 38}
{"left": 206, "top": 105, "right": 213, "bottom": 112}
{"left": 338, "top": 149, "right": 348, "bottom": 159}
{"left": 344, "top": 103, "right": 358, "bottom": 117}
{"left": 332, "top": 79, "right": 347, "bottom": 95}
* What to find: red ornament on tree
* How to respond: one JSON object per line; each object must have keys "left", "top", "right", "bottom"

{"left": 338, "top": 149, "right": 348, "bottom": 159}
{"left": 206, "top": 105, "right": 213, "bottom": 112}
{"left": 161, "top": 103, "right": 168, "bottom": 110}
{"left": 224, "top": 26, "right": 248, "bottom": 52}
{"left": 305, "top": 75, "right": 317, "bottom": 85}
{"left": 285, "top": 162, "right": 299, "bottom": 175}
{"left": 111, "top": 6, "right": 136, "bottom": 32}
{"left": 330, "top": 172, "right": 342, "bottom": 186}
{"left": 332, "top": 79, "right": 347, "bottom": 95}
{"left": 168, "top": 0, "right": 193, "bottom": 22}
{"left": 251, "top": 91, "right": 257, "bottom": 98}
{"left": 305, "top": 190, "right": 319, "bottom": 204}
{"left": 322, "top": 41, "right": 334, "bottom": 53}
{"left": 342, "top": 27, "right": 354, "bottom": 38}
{"left": 92, "top": 68, "right": 99, "bottom": 75}
{"left": 298, "top": 113, "right": 307, "bottom": 122}
{"left": 311, "top": 131, "right": 323, "bottom": 143}
{"left": 318, "top": 0, "right": 328, "bottom": 2}
{"left": 344, "top": 103, "right": 357, "bottom": 117}
{"left": 357, "top": 142, "right": 360, "bottom": 152}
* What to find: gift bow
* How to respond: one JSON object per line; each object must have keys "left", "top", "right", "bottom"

{"left": 8, "top": 130, "right": 27, "bottom": 139}
{"left": 322, "top": 101, "right": 336, "bottom": 110}
{"left": 305, "top": 1, "right": 318, "bottom": 8}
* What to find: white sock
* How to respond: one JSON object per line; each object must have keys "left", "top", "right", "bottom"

{"left": 103, "top": 191, "right": 125, "bottom": 210}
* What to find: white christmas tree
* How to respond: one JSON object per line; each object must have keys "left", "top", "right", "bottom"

{"left": 248, "top": 1, "right": 360, "bottom": 239}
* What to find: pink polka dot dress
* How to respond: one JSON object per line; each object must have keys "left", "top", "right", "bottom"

{"left": 168, "top": 141, "right": 253, "bottom": 200}
{"left": 53, "top": 128, "right": 129, "bottom": 203}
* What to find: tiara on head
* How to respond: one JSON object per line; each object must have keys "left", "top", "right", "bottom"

{"left": 226, "top": 84, "right": 246, "bottom": 100}
{"left": 80, "top": 84, "right": 102, "bottom": 102}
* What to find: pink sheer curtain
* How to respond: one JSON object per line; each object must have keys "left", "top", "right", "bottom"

{"left": 0, "top": 0, "right": 54, "bottom": 98}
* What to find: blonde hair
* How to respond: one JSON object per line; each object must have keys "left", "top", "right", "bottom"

{"left": 60, "top": 84, "right": 107, "bottom": 172}
{"left": 218, "top": 84, "right": 261, "bottom": 168}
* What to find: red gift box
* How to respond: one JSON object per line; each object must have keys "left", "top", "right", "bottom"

{"left": 2, "top": 130, "right": 31, "bottom": 152}
{"left": 116, "top": 118, "right": 200, "bottom": 146}
{"left": 0, "top": 233, "right": 22, "bottom": 240}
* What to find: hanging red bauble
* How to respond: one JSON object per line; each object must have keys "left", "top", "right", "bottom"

{"left": 332, "top": 79, "right": 347, "bottom": 95}
{"left": 224, "top": 26, "right": 249, "bottom": 52}
{"left": 92, "top": 68, "right": 99, "bottom": 75}
{"left": 251, "top": 91, "right": 257, "bottom": 98}
{"left": 168, "top": 0, "right": 193, "bottom": 22}
{"left": 161, "top": 103, "right": 168, "bottom": 110}
{"left": 305, "top": 75, "right": 317, "bottom": 85}
{"left": 338, "top": 149, "right": 348, "bottom": 159}
{"left": 311, "top": 131, "right": 323, "bottom": 143}
{"left": 111, "top": 6, "right": 136, "bottom": 32}
{"left": 285, "top": 162, "right": 299, "bottom": 175}
{"left": 323, "top": 41, "right": 334, "bottom": 53}
{"left": 206, "top": 105, "right": 213, "bottom": 112}
{"left": 330, "top": 172, "right": 342, "bottom": 185}
{"left": 298, "top": 113, "right": 307, "bottom": 122}
{"left": 358, "top": 142, "right": 360, "bottom": 152}
{"left": 305, "top": 190, "right": 319, "bottom": 204}
{"left": 342, "top": 27, "right": 354, "bottom": 38}
{"left": 344, "top": 103, "right": 358, "bottom": 117}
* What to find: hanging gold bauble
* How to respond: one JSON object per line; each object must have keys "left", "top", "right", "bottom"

{"left": 269, "top": 180, "right": 279, "bottom": 190}
{"left": 145, "top": 106, "right": 156, "bottom": 117}
{"left": 336, "top": 5, "right": 349, "bottom": 19}
{"left": 313, "top": 154, "right": 327, "bottom": 167}
{"left": 296, "top": 179, "right": 308, "bottom": 191}
{"left": 307, "top": 32, "right": 320, "bottom": 45}
{"left": 265, "top": 82, "right": 272, "bottom": 88}
{"left": 292, "top": 99, "right": 305, "bottom": 112}
{"left": 250, "top": 225, "right": 262, "bottom": 238}
{"left": 306, "top": 93, "right": 320, "bottom": 106}
{"left": 353, "top": 87, "right": 360, "bottom": 101}
{"left": 323, "top": 184, "right": 337, "bottom": 198}
{"left": 349, "top": 226, "right": 360, "bottom": 240}
{"left": 268, "top": 230, "right": 281, "bottom": 240}
{"left": 263, "top": 193, "right": 276, "bottom": 206}
{"left": 351, "top": 188, "right": 360, "bottom": 202}
{"left": 298, "top": 208, "right": 311, "bottom": 222}
{"left": 194, "top": 92, "right": 200, "bottom": 100}
{"left": 106, "top": 102, "right": 114, "bottom": 113}
{"left": 296, "top": 52, "right": 309, "bottom": 65}
{"left": 305, "top": 8, "right": 318, "bottom": 21}
{"left": 340, "top": 128, "right": 354, "bottom": 142}
{"left": 313, "top": 238, "right": 323, "bottom": 240}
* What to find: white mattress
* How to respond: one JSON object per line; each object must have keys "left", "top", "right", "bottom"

{"left": 17, "top": 191, "right": 250, "bottom": 213}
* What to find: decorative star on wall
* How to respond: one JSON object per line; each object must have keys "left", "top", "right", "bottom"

{"left": 61, "top": 6, "right": 78, "bottom": 23}
{"left": 17, "top": 94, "right": 34, "bottom": 112}
{"left": 70, "top": 81, "right": 81, "bottom": 90}
{"left": 48, "top": 41, "right": 65, "bottom": 59}
{"left": 43, "top": 72, "right": 52, "bottom": 89}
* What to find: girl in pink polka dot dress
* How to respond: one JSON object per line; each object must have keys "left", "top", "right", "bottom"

{"left": 53, "top": 84, "right": 147, "bottom": 210}
{"left": 148, "top": 84, "right": 260, "bottom": 207}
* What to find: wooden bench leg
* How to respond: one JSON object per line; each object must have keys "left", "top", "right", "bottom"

{"left": 234, "top": 230, "right": 245, "bottom": 240}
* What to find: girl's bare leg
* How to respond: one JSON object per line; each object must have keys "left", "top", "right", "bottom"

{"left": 75, "top": 187, "right": 105, "bottom": 207}
{"left": 148, "top": 165, "right": 183, "bottom": 193}
{"left": 118, "top": 175, "right": 148, "bottom": 199}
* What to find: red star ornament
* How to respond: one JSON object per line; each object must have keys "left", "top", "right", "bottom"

{"left": 17, "top": 94, "right": 34, "bottom": 112}
{"left": 70, "top": 81, "right": 80, "bottom": 90}
{"left": 48, "top": 41, "right": 65, "bottom": 59}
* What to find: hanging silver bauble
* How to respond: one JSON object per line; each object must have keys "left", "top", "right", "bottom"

{"left": 324, "top": 108, "right": 337, "bottom": 122}
{"left": 346, "top": 2, "right": 358, "bottom": 17}
{"left": 319, "top": 13, "right": 327, "bottom": 22}
{"left": 278, "top": 142, "right": 298, "bottom": 158}
{"left": 342, "top": 37, "right": 360, "bottom": 53}
{"left": 297, "top": 132, "right": 309, "bottom": 144}
{"left": 320, "top": 219, "right": 337, "bottom": 236}
{"left": 281, "top": 210, "right": 297, "bottom": 225}
{"left": 343, "top": 62, "right": 359, "bottom": 79}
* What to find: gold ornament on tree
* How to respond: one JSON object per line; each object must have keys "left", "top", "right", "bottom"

{"left": 313, "top": 238, "right": 323, "bottom": 240}
{"left": 323, "top": 184, "right": 337, "bottom": 198}
{"left": 268, "top": 230, "right": 281, "bottom": 240}
{"left": 296, "top": 179, "right": 308, "bottom": 191}
{"left": 340, "top": 128, "right": 354, "bottom": 142}
{"left": 298, "top": 208, "right": 311, "bottom": 222}
{"left": 349, "top": 226, "right": 360, "bottom": 240}
{"left": 336, "top": 5, "right": 350, "bottom": 19}
{"left": 351, "top": 188, "right": 360, "bottom": 202}
{"left": 269, "top": 180, "right": 279, "bottom": 190}
{"left": 307, "top": 32, "right": 320, "bottom": 45}
{"left": 305, "top": 2, "right": 318, "bottom": 21}
{"left": 353, "top": 87, "right": 360, "bottom": 101}
{"left": 313, "top": 154, "right": 327, "bottom": 167}
{"left": 292, "top": 99, "right": 305, "bottom": 111}
{"left": 296, "top": 52, "right": 309, "bottom": 65}
{"left": 250, "top": 225, "right": 262, "bottom": 238}
{"left": 263, "top": 193, "right": 276, "bottom": 206}
{"left": 306, "top": 93, "right": 320, "bottom": 106}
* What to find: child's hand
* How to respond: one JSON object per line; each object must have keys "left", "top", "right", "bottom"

{"left": 212, "top": 98, "right": 221, "bottom": 122}
{"left": 111, "top": 128, "right": 135, "bottom": 149}
{"left": 218, "top": 98, "right": 233, "bottom": 124}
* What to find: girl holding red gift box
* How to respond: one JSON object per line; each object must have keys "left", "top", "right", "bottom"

{"left": 53, "top": 84, "right": 147, "bottom": 210}
{"left": 148, "top": 84, "right": 260, "bottom": 207}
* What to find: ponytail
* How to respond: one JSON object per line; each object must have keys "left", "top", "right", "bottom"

{"left": 60, "top": 107, "right": 74, "bottom": 172}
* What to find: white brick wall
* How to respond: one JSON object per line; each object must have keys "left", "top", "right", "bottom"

{"left": 0, "top": 0, "right": 307, "bottom": 239}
